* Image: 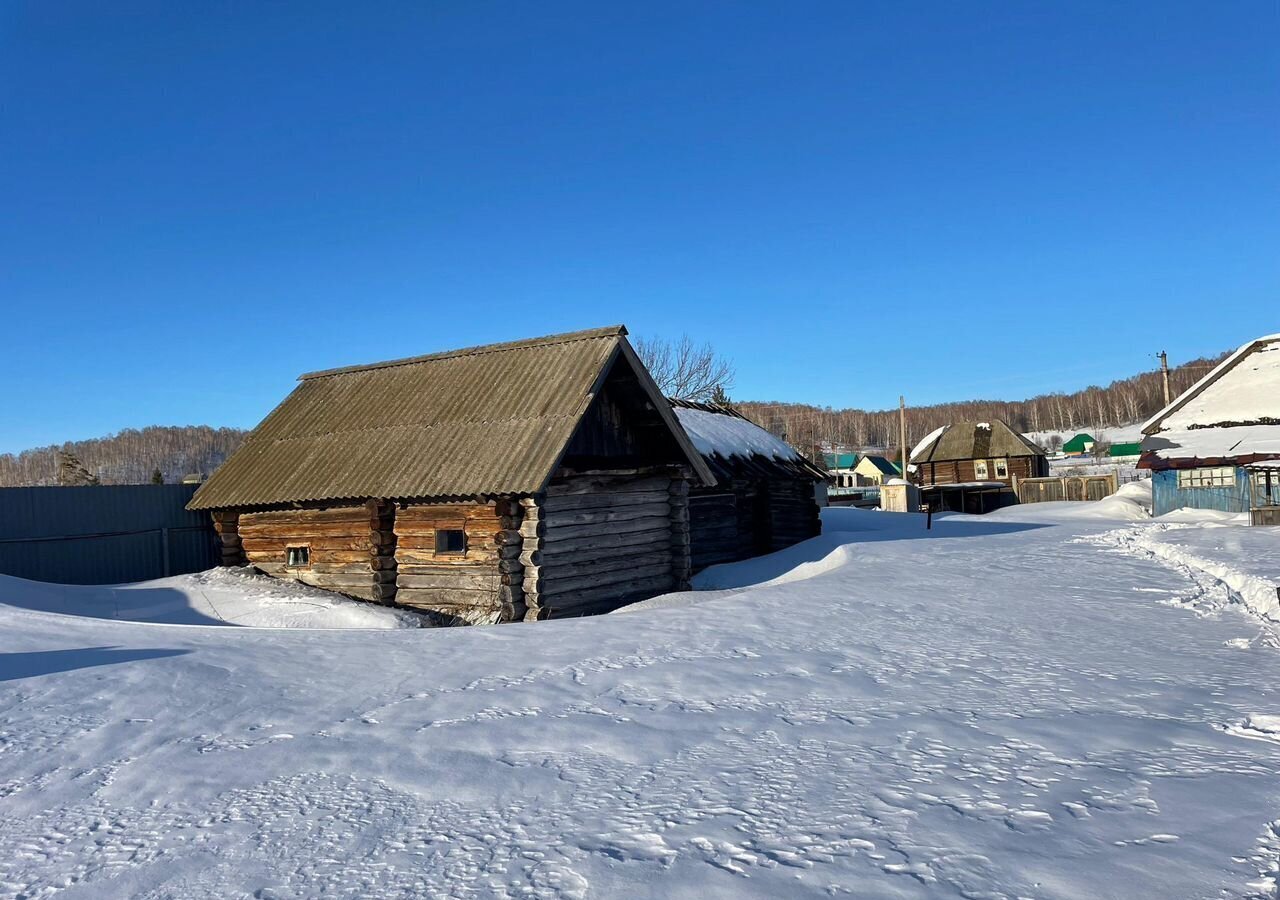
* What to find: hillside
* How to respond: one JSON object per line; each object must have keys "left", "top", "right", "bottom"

{"left": 736, "top": 352, "right": 1228, "bottom": 458}
{"left": 0, "top": 425, "right": 248, "bottom": 487}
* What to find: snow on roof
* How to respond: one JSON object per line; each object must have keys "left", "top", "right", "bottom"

{"left": 1142, "top": 424, "right": 1280, "bottom": 463}
{"left": 909, "top": 426, "right": 947, "bottom": 463}
{"left": 672, "top": 405, "right": 800, "bottom": 462}
{"left": 1140, "top": 333, "right": 1280, "bottom": 465}
{"left": 1142, "top": 334, "right": 1280, "bottom": 433}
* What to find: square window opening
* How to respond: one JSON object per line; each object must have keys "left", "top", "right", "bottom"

{"left": 974, "top": 460, "right": 989, "bottom": 480}
{"left": 994, "top": 459, "right": 1009, "bottom": 478}
{"left": 286, "top": 545, "right": 310, "bottom": 568}
{"left": 435, "top": 529, "right": 467, "bottom": 555}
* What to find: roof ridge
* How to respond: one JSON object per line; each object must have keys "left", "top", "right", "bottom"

{"left": 299, "top": 325, "right": 627, "bottom": 381}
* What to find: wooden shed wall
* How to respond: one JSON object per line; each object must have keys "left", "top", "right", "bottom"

{"left": 689, "top": 475, "right": 821, "bottom": 573}
{"left": 393, "top": 501, "right": 523, "bottom": 624}
{"left": 521, "top": 467, "right": 687, "bottom": 619}
{"left": 238, "top": 504, "right": 394, "bottom": 601}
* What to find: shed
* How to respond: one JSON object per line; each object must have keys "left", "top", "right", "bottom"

{"left": 188, "top": 326, "right": 716, "bottom": 623}
{"left": 1108, "top": 442, "right": 1143, "bottom": 459}
{"left": 1138, "top": 333, "right": 1280, "bottom": 523}
{"left": 671, "top": 400, "right": 825, "bottom": 572}
{"left": 909, "top": 420, "right": 1049, "bottom": 496}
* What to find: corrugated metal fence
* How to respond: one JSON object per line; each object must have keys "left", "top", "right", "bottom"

{"left": 0, "top": 485, "right": 217, "bottom": 584}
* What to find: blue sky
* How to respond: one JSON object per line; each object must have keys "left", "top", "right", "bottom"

{"left": 1, "top": 2, "right": 1276, "bottom": 454}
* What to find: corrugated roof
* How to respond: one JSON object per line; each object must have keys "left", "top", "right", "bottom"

{"left": 190, "top": 326, "right": 711, "bottom": 510}
{"left": 910, "top": 420, "right": 1046, "bottom": 463}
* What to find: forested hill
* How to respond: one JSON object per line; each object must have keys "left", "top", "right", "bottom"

{"left": 0, "top": 426, "right": 248, "bottom": 487}
{"left": 0, "top": 350, "right": 1229, "bottom": 486}
{"left": 735, "top": 352, "right": 1229, "bottom": 456}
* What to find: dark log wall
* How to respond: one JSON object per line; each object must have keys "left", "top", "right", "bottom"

{"left": 239, "top": 503, "right": 392, "bottom": 601}
{"left": 914, "top": 455, "right": 1045, "bottom": 487}
{"left": 764, "top": 477, "right": 822, "bottom": 551}
{"left": 393, "top": 501, "right": 523, "bottom": 624}
{"left": 689, "top": 475, "right": 821, "bottom": 573}
{"left": 522, "top": 467, "right": 685, "bottom": 619}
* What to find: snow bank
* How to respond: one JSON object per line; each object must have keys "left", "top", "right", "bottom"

{"left": 672, "top": 406, "right": 799, "bottom": 461}
{"left": 0, "top": 568, "right": 423, "bottom": 629}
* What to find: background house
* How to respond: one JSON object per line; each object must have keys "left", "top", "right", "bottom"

{"left": 852, "top": 454, "right": 900, "bottom": 486}
{"left": 823, "top": 452, "right": 858, "bottom": 487}
{"left": 672, "top": 400, "right": 825, "bottom": 573}
{"left": 1062, "top": 433, "right": 1096, "bottom": 456}
{"left": 909, "top": 420, "right": 1049, "bottom": 513}
{"left": 1139, "top": 333, "right": 1280, "bottom": 524}
{"left": 189, "top": 326, "right": 718, "bottom": 623}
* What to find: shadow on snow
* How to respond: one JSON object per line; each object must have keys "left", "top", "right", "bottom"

{"left": 0, "top": 646, "right": 191, "bottom": 682}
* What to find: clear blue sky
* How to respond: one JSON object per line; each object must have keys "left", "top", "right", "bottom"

{"left": 1, "top": 2, "right": 1276, "bottom": 454}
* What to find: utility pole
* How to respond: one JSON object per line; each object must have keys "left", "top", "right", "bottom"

{"left": 1157, "top": 351, "right": 1171, "bottom": 406}
{"left": 899, "top": 395, "right": 908, "bottom": 480}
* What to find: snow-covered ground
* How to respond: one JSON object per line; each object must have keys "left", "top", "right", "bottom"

{"left": 3, "top": 500, "right": 1280, "bottom": 898}
{"left": 0, "top": 567, "right": 422, "bottom": 629}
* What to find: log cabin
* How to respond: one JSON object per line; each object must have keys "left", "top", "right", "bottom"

{"left": 670, "top": 400, "right": 825, "bottom": 573}
{"left": 908, "top": 419, "right": 1048, "bottom": 505}
{"left": 189, "top": 326, "right": 717, "bottom": 623}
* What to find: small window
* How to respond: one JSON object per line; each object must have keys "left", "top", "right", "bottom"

{"left": 1177, "top": 467, "right": 1235, "bottom": 489}
{"left": 974, "top": 460, "right": 989, "bottom": 480}
{"left": 286, "top": 545, "right": 310, "bottom": 568}
{"left": 435, "top": 528, "right": 467, "bottom": 555}
{"left": 994, "top": 459, "right": 1009, "bottom": 478}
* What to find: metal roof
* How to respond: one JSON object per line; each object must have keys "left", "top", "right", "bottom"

{"left": 189, "top": 326, "right": 712, "bottom": 510}
{"left": 910, "top": 420, "right": 1046, "bottom": 463}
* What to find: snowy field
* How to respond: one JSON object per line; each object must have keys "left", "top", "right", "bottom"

{"left": 3, "top": 497, "right": 1280, "bottom": 898}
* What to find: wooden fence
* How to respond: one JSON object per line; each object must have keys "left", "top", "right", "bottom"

{"left": 0, "top": 484, "right": 217, "bottom": 584}
{"left": 1015, "top": 473, "right": 1118, "bottom": 505}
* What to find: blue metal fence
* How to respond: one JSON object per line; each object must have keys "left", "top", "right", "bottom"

{"left": 0, "top": 484, "right": 217, "bottom": 584}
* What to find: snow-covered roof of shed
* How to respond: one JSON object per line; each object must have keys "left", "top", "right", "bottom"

{"left": 1139, "top": 333, "right": 1280, "bottom": 468}
{"left": 1142, "top": 333, "right": 1280, "bottom": 433}
{"left": 672, "top": 405, "right": 800, "bottom": 462}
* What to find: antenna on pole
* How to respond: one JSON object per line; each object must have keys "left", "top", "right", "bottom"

{"left": 898, "top": 395, "right": 908, "bottom": 481}
{"left": 1157, "top": 350, "right": 1171, "bottom": 406}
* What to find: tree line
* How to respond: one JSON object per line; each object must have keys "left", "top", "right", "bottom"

{"left": 0, "top": 425, "right": 248, "bottom": 487}
{"left": 733, "top": 352, "right": 1227, "bottom": 462}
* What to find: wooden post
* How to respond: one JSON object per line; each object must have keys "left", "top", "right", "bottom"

{"left": 898, "top": 396, "right": 908, "bottom": 483}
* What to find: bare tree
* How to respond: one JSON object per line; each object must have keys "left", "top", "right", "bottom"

{"left": 634, "top": 334, "right": 735, "bottom": 400}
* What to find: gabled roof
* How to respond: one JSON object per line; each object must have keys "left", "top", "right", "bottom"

{"left": 190, "top": 326, "right": 713, "bottom": 510}
{"left": 1062, "top": 433, "right": 1096, "bottom": 452}
{"left": 857, "top": 455, "right": 901, "bottom": 476}
{"left": 671, "top": 400, "right": 827, "bottom": 482}
{"left": 1139, "top": 334, "right": 1280, "bottom": 469}
{"left": 910, "top": 420, "right": 1045, "bottom": 463}
{"left": 824, "top": 452, "right": 858, "bottom": 470}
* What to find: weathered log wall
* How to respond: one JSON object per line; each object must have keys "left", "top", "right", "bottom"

{"left": 764, "top": 477, "right": 822, "bottom": 551}
{"left": 393, "top": 500, "right": 524, "bottom": 624}
{"left": 521, "top": 468, "right": 684, "bottom": 619}
{"left": 689, "top": 475, "right": 821, "bottom": 572}
{"left": 238, "top": 503, "right": 392, "bottom": 601}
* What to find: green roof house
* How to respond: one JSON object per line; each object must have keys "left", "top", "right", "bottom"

{"left": 1062, "top": 433, "right": 1096, "bottom": 455}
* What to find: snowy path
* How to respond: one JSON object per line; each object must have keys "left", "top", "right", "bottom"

{"left": 2, "top": 511, "right": 1280, "bottom": 898}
